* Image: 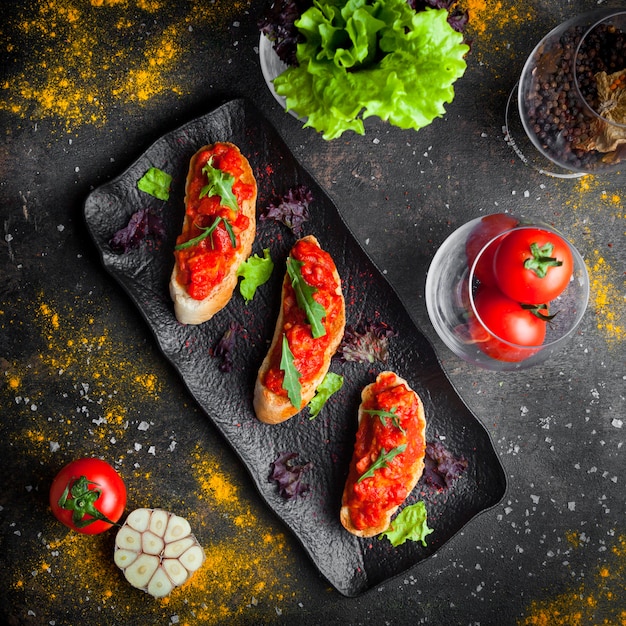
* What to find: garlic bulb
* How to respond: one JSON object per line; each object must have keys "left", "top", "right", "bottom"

{"left": 114, "top": 508, "right": 205, "bottom": 597}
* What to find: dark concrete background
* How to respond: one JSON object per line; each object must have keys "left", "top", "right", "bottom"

{"left": 1, "top": 0, "right": 625, "bottom": 624}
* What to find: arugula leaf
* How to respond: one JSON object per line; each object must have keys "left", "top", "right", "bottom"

{"left": 286, "top": 257, "right": 327, "bottom": 338}
{"left": 357, "top": 443, "right": 407, "bottom": 483}
{"left": 380, "top": 501, "right": 434, "bottom": 547}
{"left": 137, "top": 167, "right": 172, "bottom": 200}
{"left": 237, "top": 248, "right": 274, "bottom": 303}
{"left": 174, "top": 216, "right": 236, "bottom": 251}
{"left": 308, "top": 372, "right": 343, "bottom": 418}
{"left": 273, "top": 2, "right": 469, "bottom": 139}
{"left": 364, "top": 406, "right": 406, "bottom": 435}
{"left": 200, "top": 157, "right": 239, "bottom": 212}
{"left": 280, "top": 334, "right": 302, "bottom": 409}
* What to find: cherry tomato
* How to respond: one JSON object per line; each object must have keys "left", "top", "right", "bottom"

{"left": 465, "top": 213, "right": 519, "bottom": 286}
{"left": 49, "top": 458, "right": 127, "bottom": 534}
{"left": 493, "top": 227, "right": 574, "bottom": 303}
{"left": 471, "top": 287, "right": 549, "bottom": 362}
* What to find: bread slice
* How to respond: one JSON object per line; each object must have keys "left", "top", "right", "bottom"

{"left": 254, "top": 235, "right": 345, "bottom": 424}
{"left": 340, "top": 371, "right": 427, "bottom": 537}
{"left": 169, "top": 142, "right": 257, "bottom": 325}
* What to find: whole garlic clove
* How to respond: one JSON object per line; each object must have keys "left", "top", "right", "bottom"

{"left": 114, "top": 508, "right": 205, "bottom": 597}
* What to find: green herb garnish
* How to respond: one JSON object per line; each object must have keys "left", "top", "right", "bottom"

{"left": 308, "top": 372, "right": 344, "bottom": 418}
{"left": 237, "top": 248, "right": 274, "bottom": 303}
{"left": 137, "top": 167, "right": 172, "bottom": 200}
{"left": 357, "top": 444, "right": 407, "bottom": 483}
{"left": 174, "top": 216, "right": 236, "bottom": 251}
{"left": 364, "top": 406, "right": 405, "bottom": 435}
{"left": 200, "top": 157, "right": 239, "bottom": 212}
{"left": 280, "top": 334, "right": 302, "bottom": 409}
{"left": 286, "top": 257, "right": 327, "bottom": 338}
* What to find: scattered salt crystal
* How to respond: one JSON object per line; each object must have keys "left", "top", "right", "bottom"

{"left": 138, "top": 421, "right": 150, "bottom": 431}
{"left": 49, "top": 441, "right": 60, "bottom": 453}
{"left": 148, "top": 446, "right": 156, "bottom": 455}
{"left": 611, "top": 418, "right": 623, "bottom": 428}
{"left": 134, "top": 443, "right": 142, "bottom": 451}
{"left": 530, "top": 494, "right": 540, "bottom": 504}
{"left": 568, "top": 501, "right": 576, "bottom": 511}
{"left": 168, "top": 441, "right": 177, "bottom": 452}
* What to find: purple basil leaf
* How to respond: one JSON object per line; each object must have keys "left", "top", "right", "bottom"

{"left": 261, "top": 185, "right": 313, "bottom": 236}
{"left": 258, "top": 0, "right": 311, "bottom": 66}
{"left": 109, "top": 208, "right": 166, "bottom": 253}
{"left": 269, "top": 452, "right": 312, "bottom": 500}
{"left": 338, "top": 319, "right": 397, "bottom": 363}
{"left": 212, "top": 321, "right": 242, "bottom": 373}
{"left": 423, "top": 440, "right": 468, "bottom": 491}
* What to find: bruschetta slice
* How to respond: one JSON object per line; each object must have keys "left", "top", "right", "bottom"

{"left": 340, "top": 371, "right": 427, "bottom": 537}
{"left": 254, "top": 235, "right": 345, "bottom": 424}
{"left": 170, "top": 142, "right": 257, "bottom": 325}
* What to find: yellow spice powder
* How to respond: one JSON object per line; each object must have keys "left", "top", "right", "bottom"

{"left": 519, "top": 534, "right": 626, "bottom": 626}
{"left": 5, "top": 291, "right": 300, "bottom": 623}
{"left": 1, "top": 0, "right": 252, "bottom": 130}
{"left": 460, "top": 0, "right": 534, "bottom": 37}
{"left": 563, "top": 177, "right": 626, "bottom": 346}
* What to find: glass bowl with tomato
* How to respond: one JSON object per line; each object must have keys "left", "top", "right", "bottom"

{"left": 425, "top": 213, "right": 589, "bottom": 371}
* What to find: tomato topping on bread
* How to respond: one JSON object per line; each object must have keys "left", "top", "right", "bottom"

{"left": 340, "top": 371, "right": 427, "bottom": 537}
{"left": 170, "top": 142, "right": 257, "bottom": 325}
{"left": 254, "top": 235, "right": 345, "bottom": 424}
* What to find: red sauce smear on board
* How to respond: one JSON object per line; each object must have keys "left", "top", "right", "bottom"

{"left": 344, "top": 372, "right": 426, "bottom": 531}
{"left": 263, "top": 238, "right": 342, "bottom": 395}
{"left": 174, "top": 143, "right": 255, "bottom": 300}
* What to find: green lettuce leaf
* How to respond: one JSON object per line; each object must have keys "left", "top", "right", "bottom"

{"left": 380, "top": 501, "right": 434, "bottom": 547}
{"left": 137, "top": 167, "right": 172, "bottom": 200}
{"left": 273, "top": 1, "right": 469, "bottom": 139}
{"left": 237, "top": 248, "right": 274, "bottom": 302}
{"left": 308, "top": 372, "right": 344, "bottom": 418}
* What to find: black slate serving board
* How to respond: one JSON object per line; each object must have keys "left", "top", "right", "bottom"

{"left": 84, "top": 98, "right": 506, "bottom": 596}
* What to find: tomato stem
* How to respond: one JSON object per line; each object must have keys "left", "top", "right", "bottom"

{"left": 521, "top": 303, "right": 557, "bottom": 322}
{"left": 524, "top": 242, "right": 563, "bottom": 278}
{"left": 58, "top": 475, "right": 118, "bottom": 528}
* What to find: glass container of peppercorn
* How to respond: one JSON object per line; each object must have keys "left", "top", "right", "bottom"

{"left": 506, "top": 8, "right": 626, "bottom": 177}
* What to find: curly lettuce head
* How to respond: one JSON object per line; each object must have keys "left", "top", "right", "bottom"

{"left": 273, "top": 0, "right": 469, "bottom": 140}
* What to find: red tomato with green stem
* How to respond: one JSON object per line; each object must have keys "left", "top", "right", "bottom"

{"left": 465, "top": 213, "right": 519, "bottom": 286}
{"left": 471, "top": 286, "right": 551, "bottom": 362}
{"left": 49, "top": 458, "right": 127, "bottom": 534}
{"left": 493, "top": 227, "right": 574, "bottom": 303}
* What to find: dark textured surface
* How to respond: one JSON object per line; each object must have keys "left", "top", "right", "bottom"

{"left": 1, "top": 0, "right": 625, "bottom": 624}
{"left": 84, "top": 99, "right": 506, "bottom": 595}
